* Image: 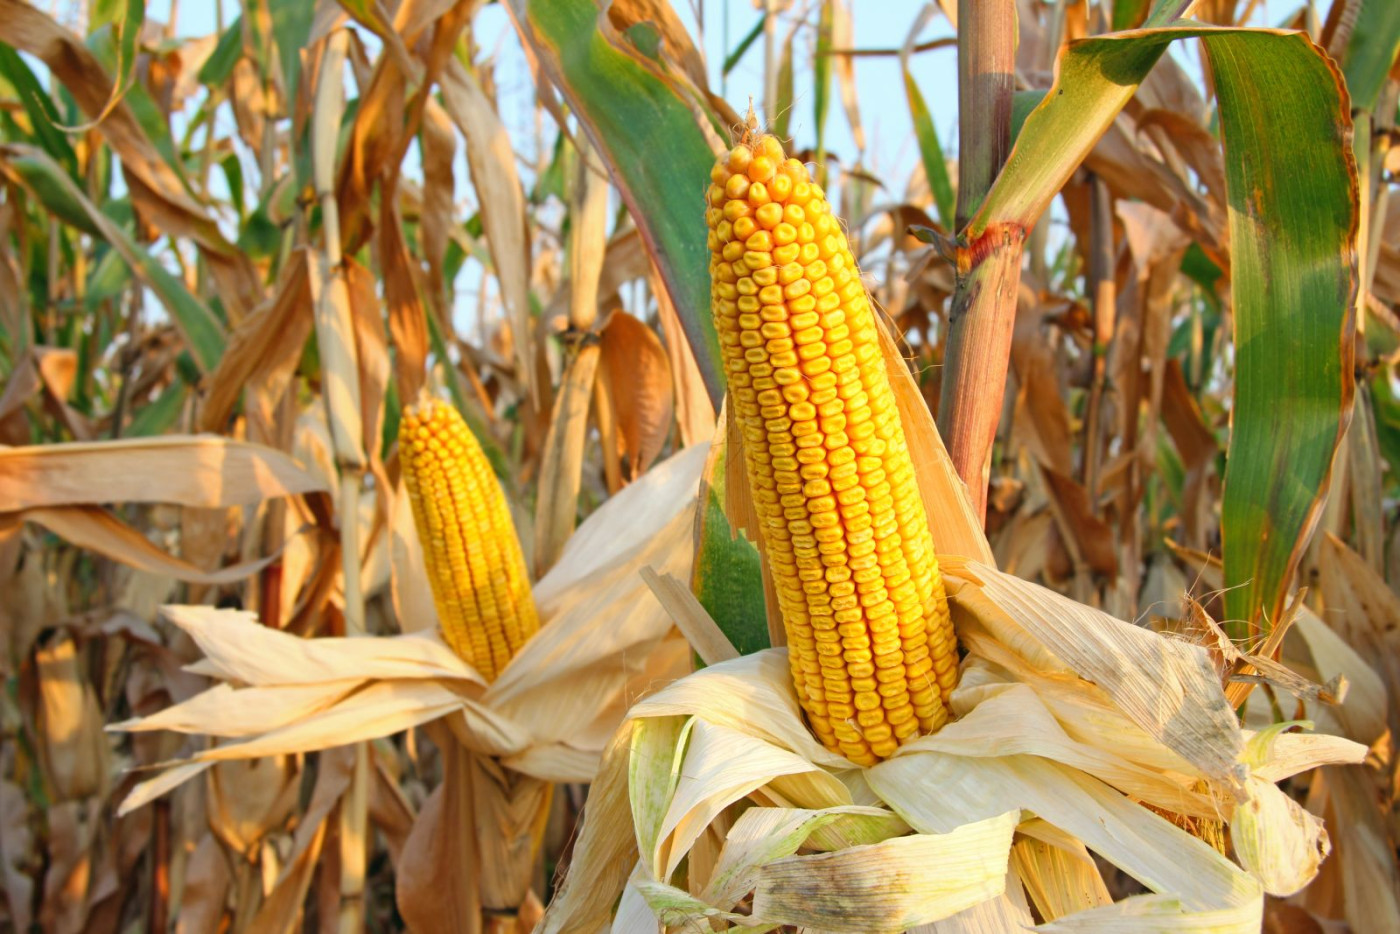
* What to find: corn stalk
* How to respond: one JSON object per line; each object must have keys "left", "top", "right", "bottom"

{"left": 308, "top": 30, "right": 370, "bottom": 933}
{"left": 936, "top": 0, "right": 1020, "bottom": 518}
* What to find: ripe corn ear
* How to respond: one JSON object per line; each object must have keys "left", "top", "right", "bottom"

{"left": 706, "top": 133, "right": 958, "bottom": 766}
{"left": 400, "top": 398, "right": 539, "bottom": 681}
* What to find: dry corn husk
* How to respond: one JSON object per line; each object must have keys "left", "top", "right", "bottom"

{"left": 543, "top": 569, "right": 1365, "bottom": 934}
{"left": 537, "top": 327, "right": 1367, "bottom": 934}
{"left": 110, "top": 442, "right": 710, "bottom": 813}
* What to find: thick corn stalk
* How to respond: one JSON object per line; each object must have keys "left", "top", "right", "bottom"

{"left": 706, "top": 132, "right": 958, "bottom": 766}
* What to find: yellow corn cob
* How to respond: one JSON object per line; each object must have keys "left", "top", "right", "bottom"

{"left": 399, "top": 397, "right": 539, "bottom": 681}
{"left": 706, "top": 133, "right": 958, "bottom": 766}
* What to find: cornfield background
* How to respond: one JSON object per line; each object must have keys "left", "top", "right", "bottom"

{"left": 0, "top": 0, "right": 1397, "bottom": 931}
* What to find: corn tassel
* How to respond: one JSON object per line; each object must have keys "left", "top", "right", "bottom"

{"left": 707, "top": 133, "right": 958, "bottom": 765}
{"left": 400, "top": 398, "right": 539, "bottom": 681}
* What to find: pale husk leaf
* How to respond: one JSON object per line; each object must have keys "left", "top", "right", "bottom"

{"left": 868, "top": 752, "right": 1260, "bottom": 923}
{"left": 539, "top": 723, "right": 641, "bottom": 934}
{"left": 961, "top": 563, "right": 1244, "bottom": 783}
{"left": 631, "top": 651, "right": 847, "bottom": 771}
{"left": 163, "top": 606, "right": 480, "bottom": 685}
{"left": 1012, "top": 834, "right": 1112, "bottom": 922}
{"left": 701, "top": 805, "right": 908, "bottom": 909}
{"left": 910, "top": 869, "right": 1036, "bottom": 933}
{"left": 654, "top": 718, "right": 849, "bottom": 880}
{"left": 1230, "top": 776, "right": 1329, "bottom": 897}
{"left": 110, "top": 680, "right": 362, "bottom": 737}
{"left": 612, "top": 879, "right": 662, "bottom": 934}
{"left": 630, "top": 715, "right": 691, "bottom": 881}
{"left": 911, "top": 665, "right": 1215, "bottom": 818}
{"left": 748, "top": 810, "right": 1017, "bottom": 933}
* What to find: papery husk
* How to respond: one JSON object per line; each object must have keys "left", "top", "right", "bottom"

{"left": 111, "top": 443, "right": 710, "bottom": 815}
{"left": 539, "top": 567, "right": 1366, "bottom": 933}
{"left": 30, "top": 632, "right": 109, "bottom": 802}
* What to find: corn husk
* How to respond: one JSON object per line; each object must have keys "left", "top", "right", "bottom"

{"left": 536, "top": 324, "right": 1366, "bottom": 933}
{"left": 110, "top": 442, "right": 709, "bottom": 814}
{"left": 542, "top": 566, "right": 1364, "bottom": 933}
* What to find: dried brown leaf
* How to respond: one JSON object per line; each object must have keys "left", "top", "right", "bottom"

{"left": 599, "top": 309, "right": 674, "bottom": 480}
{"left": 1161, "top": 358, "right": 1219, "bottom": 549}
{"left": 419, "top": 96, "right": 457, "bottom": 321}
{"left": 533, "top": 344, "right": 601, "bottom": 574}
{"left": 651, "top": 258, "right": 716, "bottom": 448}
{"left": 19, "top": 505, "right": 286, "bottom": 584}
{"left": 173, "top": 832, "right": 231, "bottom": 934}
{"left": 1040, "top": 464, "right": 1119, "bottom": 579}
{"left": 441, "top": 57, "right": 536, "bottom": 402}
{"left": 345, "top": 257, "right": 391, "bottom": 462}
{"left": 201, "top": 252, "right": 313, "bottom": 437}
{"left": 0, "top": 435, "right": 329, "bottom": 511}
{"left": 397, "top": 736, "right": 482, "bottom": 934}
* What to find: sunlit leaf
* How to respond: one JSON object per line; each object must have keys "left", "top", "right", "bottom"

{"left": 505, "top": 0, "right": 724, "bottom": 405}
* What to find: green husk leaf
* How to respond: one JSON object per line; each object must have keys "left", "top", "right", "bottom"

{"left": 693, "top": 440, "right": 770, "bottom": 657}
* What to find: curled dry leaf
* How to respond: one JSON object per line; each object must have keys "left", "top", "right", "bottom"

{"left": 200, "top": 252, "right": 314, "bottom": 437}
{"left": 598, "top": 308, "right": 674, "bottom": 481}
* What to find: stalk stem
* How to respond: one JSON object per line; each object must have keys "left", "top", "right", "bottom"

{"left": 937, "top": 226, "right": 1026, "bottom": 517}
{"left": 939, "top": 0, "right": 1020, "bottom": 518}
{"left": 953, "top": 0, "right": 1015, "bottom": 230}
{"left": 310, "top": 31, "right": 370, "bottom": 933}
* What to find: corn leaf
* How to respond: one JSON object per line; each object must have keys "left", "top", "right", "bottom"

{"left": 504, "top": 0, "right": 724, "bottom": 404}
{"left": 1338, "top": 0, "right": 1400, "bottom": 113}
{"left": 0, "top": 45, "right": 77, "bottom": 174}
{"left": 0, "top": 144, "right": 226, "bottom": 372}
{"left": 901, "top": 7, "right": 954, "bottom": 230}
{"left": 0, "top": 435, "right": 327, "bottom": 511}
{"left": 970, "top": 16, "right": 1355, "bottom": 636}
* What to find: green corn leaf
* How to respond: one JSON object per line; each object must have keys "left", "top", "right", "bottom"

{"left": 0, "top": 45, "right": 78, "bottom": 174}
{"left": 505, "top": 0, "right": 725, "bottom": 407}
{"left": 966, "top": 9, "right": 1355, "bottom": 637}
{"left": 199, "top": 14, "right": 244, "bottom": 86}
{"left": 1, "top": 144, "right": 226, "bottom": 374}
{"left": 692, "top": 443, "right": 770, "bottom": 659}
{"left": 723, "top": 15, "right": 766, "bottom": 78}
{"left": 904, "top": 72, "right": 954, "bottom": 231}
{"left": 1338, "top": 0, "right": 1400, "bottom": 114}
{"left": 125, "top": 379, "right": 189, "bottom": 437}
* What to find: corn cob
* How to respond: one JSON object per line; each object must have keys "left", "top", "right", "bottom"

{"left": 400, "top": 398, "right": 539, "bottom": 681}
{"left": 706, "top": 133, "right": 958, "bottom": 766}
